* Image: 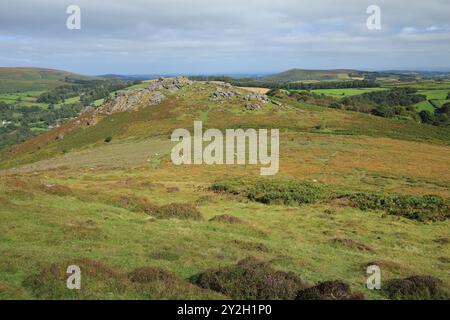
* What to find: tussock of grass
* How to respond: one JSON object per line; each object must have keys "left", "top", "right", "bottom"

{"left": 128, "top": 267, "right": 179, "bottom": 284}
{"left": 153, "top": 203, "right": 203, "bottom": 220}
{"left": 23, "top": 258, "right": 223, "bottom": 300}
{"left": 128, "top": 266, "right": 224, "bottom": 299}
{"left": 41, "top": 183, "right": 73, "bottom": 196}
{"left": 166, "top": 186, "right": 180, "bottom": 193}
{"left": 209, "top": 214, "right": 244, "bottom": 224}
{"left": 231, "top": 240, "right": 269, "bottom": 252}
{"left": 192, "top": 257, "right": 306, "bottom": 300}
{"left": 332, "top": 238, "right": 373, "bottom": 251}
{"left": 62, "top": 220, "right": 105, "bottom": 240}
{"left": 23, "top": 258, "right": 129, "bottom": 299}
{"left": 114, "top": 194, "right": 159, "bottom": 215}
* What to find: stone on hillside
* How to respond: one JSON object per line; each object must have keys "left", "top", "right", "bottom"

{"left": 148, "top": 91, "right": 166, "bottom": 105}
{"left": 245, "top": 103, "right": 261, "bottom": 111}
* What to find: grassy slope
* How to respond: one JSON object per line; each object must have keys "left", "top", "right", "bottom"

{"left": 0, "top": 67, "right": 96, "bottom": 94}
{"left": 0, "top": 81, "right": 449, "bottom": 299}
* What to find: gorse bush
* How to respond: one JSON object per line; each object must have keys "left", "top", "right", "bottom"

{"left": 212, "top": 179, "right": 326, "bottom": 205}
{"left": 212, "top": 179, "right": 449, "bottom": 221}
{"left": 348, "top": 193, "right": 450, "bottom": 222}
{"left": 211, "top": 179, "right": 246, "bottom": 195}
{"left": 247, "top": 180, "right": 324, "bottom": 205}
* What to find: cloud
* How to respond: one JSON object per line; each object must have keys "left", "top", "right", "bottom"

{"left": 0, "top": 0, "right": 449, "bottom": 74}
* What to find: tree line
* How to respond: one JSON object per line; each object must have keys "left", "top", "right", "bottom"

{"left": 37, "top": 80, "right": 136, "bottom": 105}
{"left": 189, "top": 76, "right": 379, "bottom": 90}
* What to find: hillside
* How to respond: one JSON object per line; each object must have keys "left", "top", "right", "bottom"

{"left": 0, "top": 67, "right": 97, "bottom": 93}
{"left": 261, "top": 68, "right": 368, "bottom": 82}
{"left": 0, "top": 78, "right": 449, "bottom": 300}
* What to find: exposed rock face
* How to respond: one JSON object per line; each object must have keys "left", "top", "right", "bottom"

{"left": 147, "top": 76, "right": 193, "bottom": 92}
{"left": 209, "top": 85, "right": 271, "bottom": 111}
{"left": 210, "top": 87, "right": 241, "bottom": 101}
{"left": 93, "top": 77, "right": 192, "bottom": 116}
{"left": 148, "top": 91, "right": 166, "bottom": 105}
{"left": 72, "top": 77, "right": 193, "bottom": 128}
{"left": 244, "top": 93, "right": 269, "bottom": 104}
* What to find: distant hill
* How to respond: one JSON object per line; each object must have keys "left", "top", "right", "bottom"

{"left": 99, "top": 74, "right": 167, "bottom": 81}
{"left": 0, "top": 67, "right": 97, "bottom": 93}
{"left": 261, "top": 68, "right": 369, "bottom": 82}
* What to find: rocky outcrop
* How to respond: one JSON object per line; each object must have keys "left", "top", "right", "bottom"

{"left": 210, "top": 85, "right": 271, "bottom": 111}
{"left": 148, "top": 91, "right": 166, "bottom": 105}
{"left": 243, "top": 93, "right": 269, "bottom": 104}
{"left": 210, "top": 87, "right": 242, "bottom": 101}
{"left": 93, "top": 77, "right": 192, "bottom": 116}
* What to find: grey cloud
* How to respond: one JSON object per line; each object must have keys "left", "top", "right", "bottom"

{"left": 0, "top": 0, "right": 449, "bottom": 74}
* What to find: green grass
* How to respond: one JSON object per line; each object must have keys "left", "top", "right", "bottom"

{"left": 0, "top": 174, "right": 448, "bottom": 299}
{"left": 414, "top": 100, "right": 436, "bottom": 112}
{"left": 1, "top": 79, "right": 449, "bottom": 300}
{"left": 417, "top": 89, "right": 450, "bottom": 100}
{"left": 0, "top": 67, "right": 96, "bottom": 94}
{"left": 0, "top": 91, "right": 48, "bottom": 108}
{"left": 311, "top": 88, "right": 388, "bottom": 98}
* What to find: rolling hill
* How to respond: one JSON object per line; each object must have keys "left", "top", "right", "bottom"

{"left": 0, "top": 77, "right": 449, "bottom": 300}
{"left": 0, "top": 67, "right": 98, "bottom": 93}
{"left": 261, "top": 68, "right": 369, "bottom": 82}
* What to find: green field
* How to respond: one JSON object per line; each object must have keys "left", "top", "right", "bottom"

{"left": 311, "top": 88, "right": 388, "bottom": 98}
{"left": 0, "top": 91, "right": 48, "bottom": 108}
{"left": 414, "top": 100, "right": 435, "bottom": 112}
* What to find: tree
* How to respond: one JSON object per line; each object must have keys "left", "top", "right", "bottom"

{"left": 419, "top": 110, "right": 433, "bottom": 124}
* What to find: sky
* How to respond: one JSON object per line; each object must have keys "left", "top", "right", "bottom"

{"left": 0, "top": 0, "right": 449, "bottom": 75}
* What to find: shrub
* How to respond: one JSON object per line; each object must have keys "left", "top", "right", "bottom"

{"left": 23, "top": 258, "right": 129, "bottom": 299}
{"left": 128, "top": 266, "right": 223, "bottom": 299}
{"left": 154, "top": 203, "right": 203, "bottom": 220}
{"left": 195, "top": 195, "right": 216, "bottom": 206}
{"left": 104, "top": 136, "right": 112, "bottom": 143}
{"left": 384, "top": 275, "right": 448, "bottom": 300}
{"left": 211, "top": 179, "right": 246, "bottom": 195}
{"left": 247, "top": 180, "right": 324, "bottom": 205}
{"left": 166, "top": 186, "right": 180, "bottom": 193}
{"left": 296, "top": 280, "right": 357, "bottom": 300}
{"left": 114, "top": 194, "right": 159, "bottom": 214}
{"left": 128, "top": 267, "right": 179, "bottom": 284}
{"left": 41, "top": 183, "right": 72, "bottom": 196}
{"left": 193, "top": 257, "right": 305, "bottom": 299}
{"left": 347, "top": 193, "right": 450, "bottom": 222}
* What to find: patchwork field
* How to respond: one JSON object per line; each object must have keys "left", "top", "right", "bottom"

{"left": 311, "top": 88, "right": 387, "bottom": 98}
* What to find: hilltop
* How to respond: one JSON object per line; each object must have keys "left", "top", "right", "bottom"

{"left": 0, "top": 77, "right": 449, "bottom": 300}
{"left": 0, "top": 67, "right": 98, "bottom": 93}
{"left": 261, "top": 68, "right": 368, "bottom": 82}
